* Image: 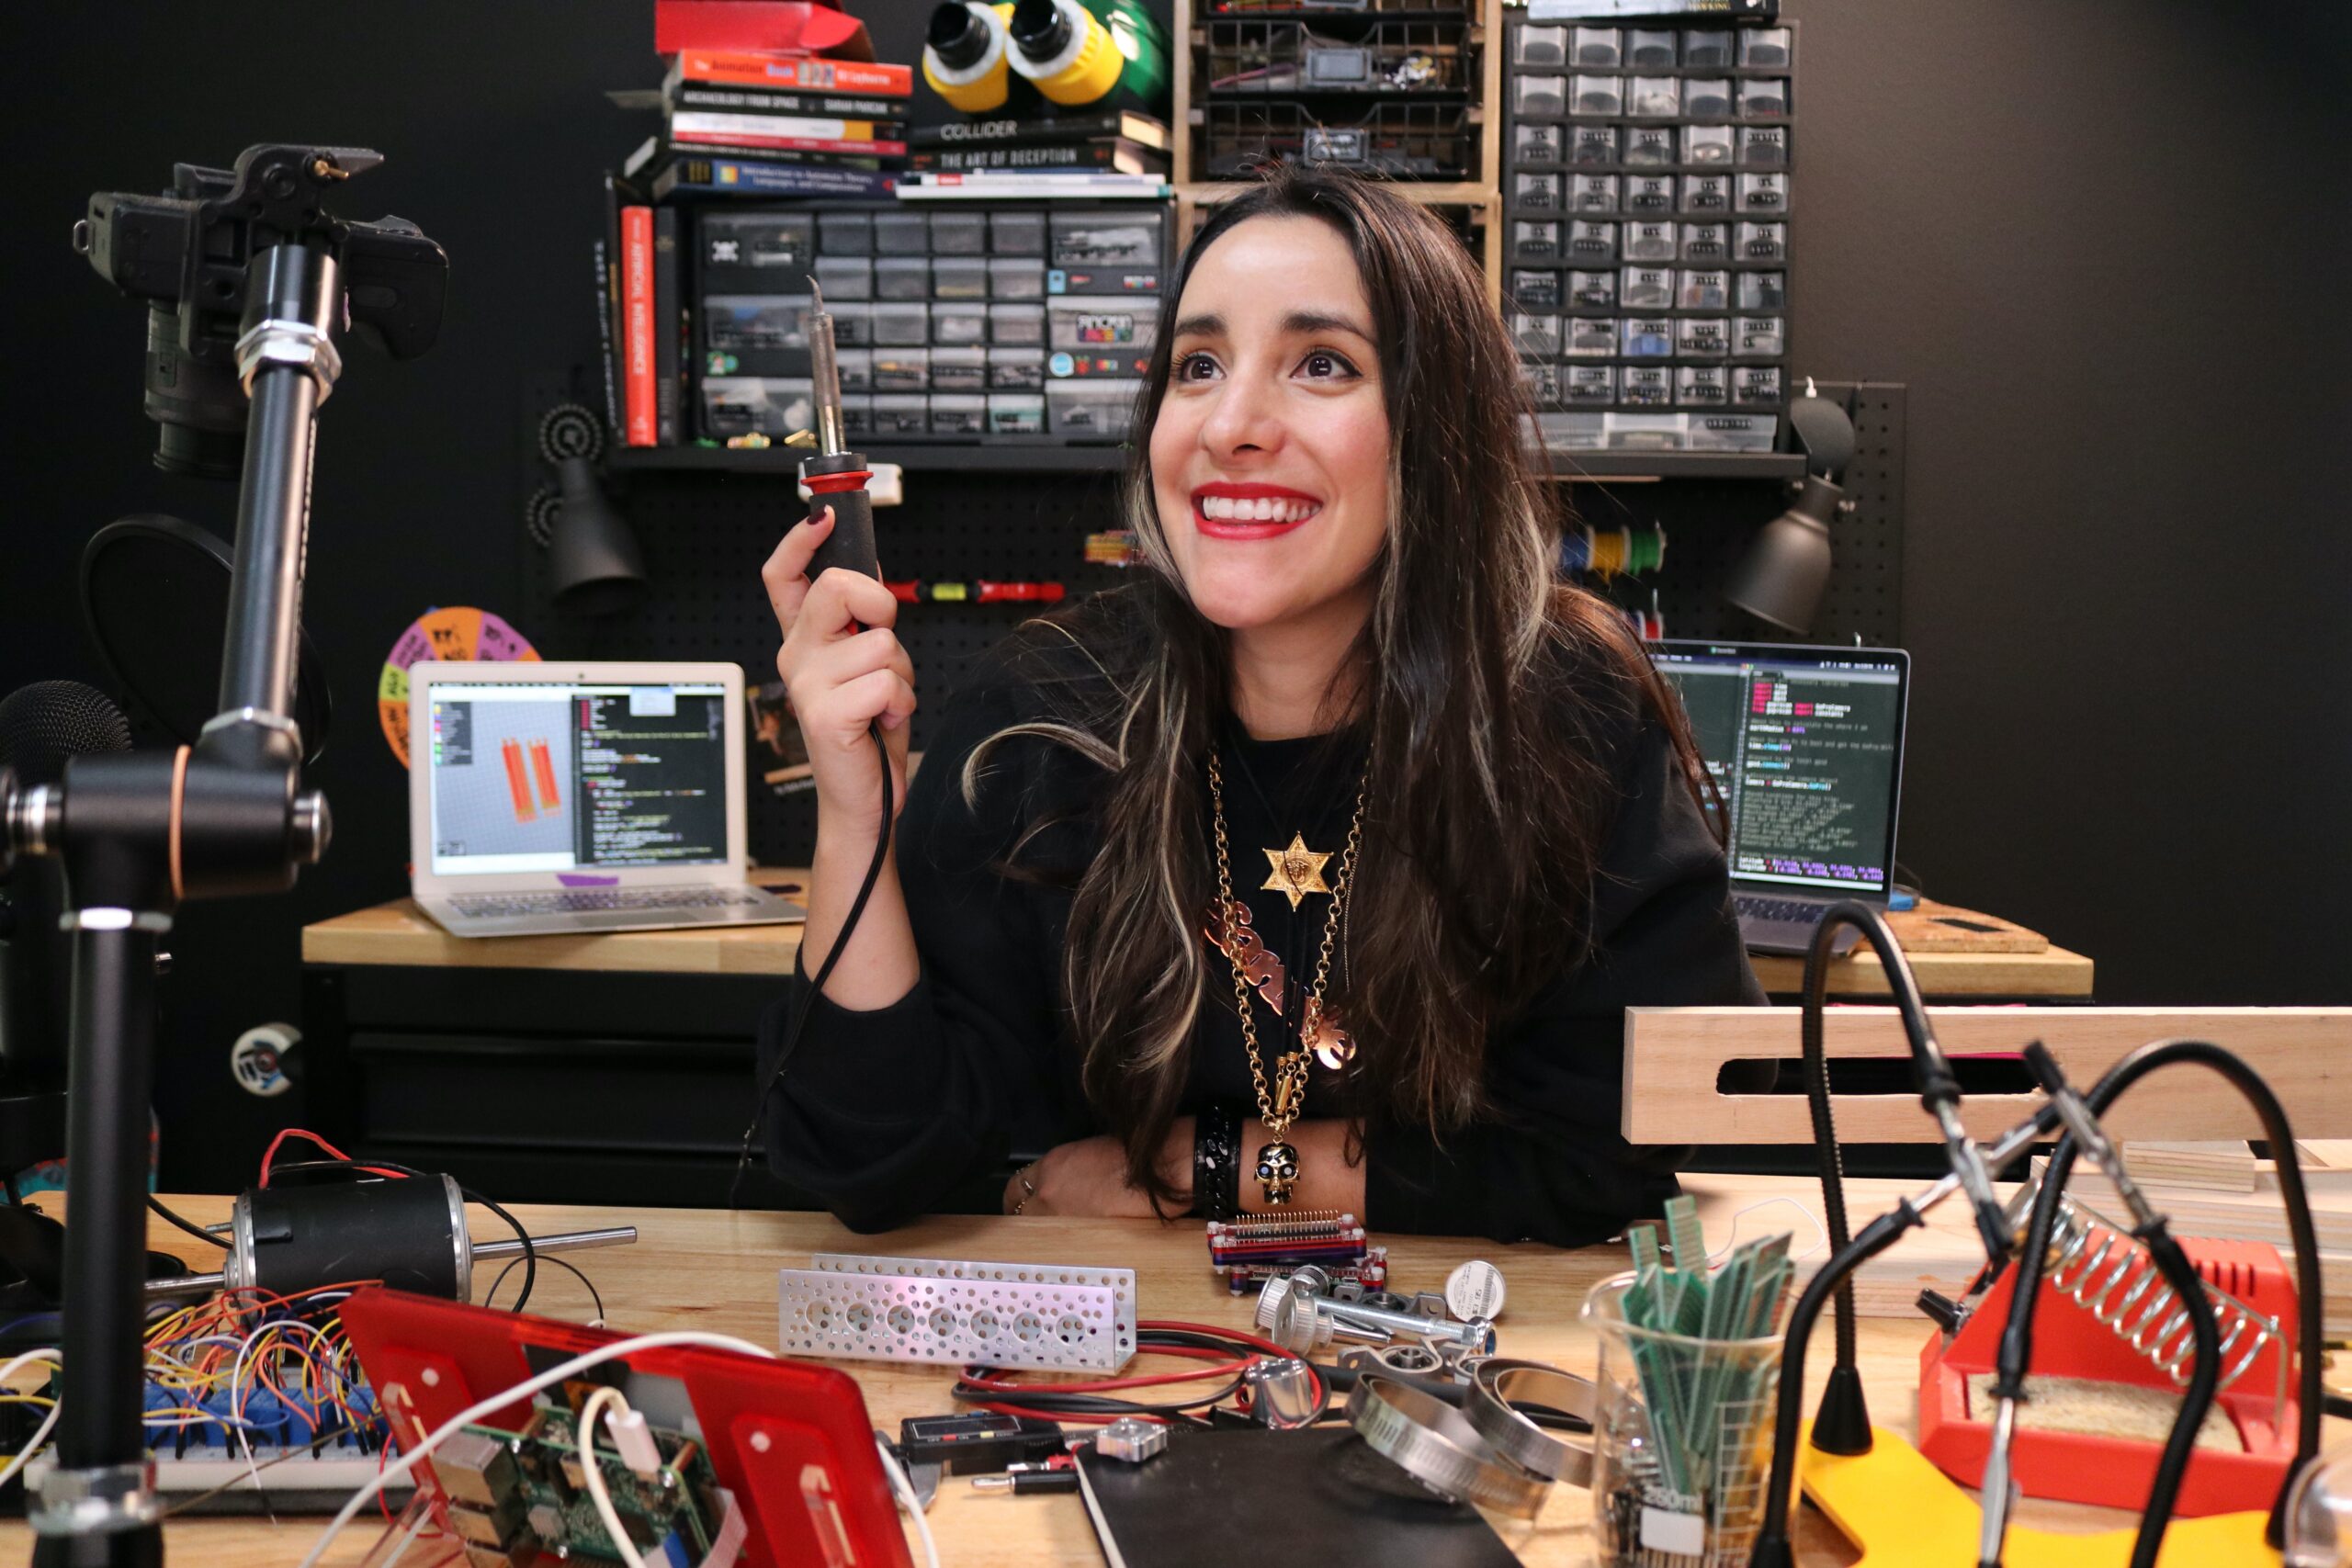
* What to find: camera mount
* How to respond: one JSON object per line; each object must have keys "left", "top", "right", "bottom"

{"left": 1, "top": 142, "right": 445, "bottom": 1565}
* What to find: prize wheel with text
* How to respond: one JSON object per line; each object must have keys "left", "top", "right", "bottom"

{"left": 379, "top": 606, "right": 539, "bottom": 766}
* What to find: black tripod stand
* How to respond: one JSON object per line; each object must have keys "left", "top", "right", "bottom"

{"left": 0, "top": 143, "right": 445, "bottom": 1565}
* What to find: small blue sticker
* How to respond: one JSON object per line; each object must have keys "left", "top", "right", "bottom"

{"left": 1048, "top": 352, "right": 1076, "bottom": 378}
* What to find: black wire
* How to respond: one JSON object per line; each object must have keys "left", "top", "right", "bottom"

{"left": 1755, "top": 900, "right": 1984, "bottom": 1565}
{"left": 147, "top": 1194, "right": 231, "bottom": 1249}
{"left": 952, "top": 1326, "right": 1282, "bottom": 1423}
{"left": 2134, "top": 1228, "right": 2222, "bottom": 1568}
{"left": 1800, "top": 911, "right": 1860, "bottom": 1377}
{"left": 481, "top": 1254, "right": 605, "bottom": 1321}
{"left": 261, "top": 1158, "right": 538, "bottom": 1314}
{"left": 2004, "top": 1043, "right": 2333, "bottom": 1561}
{"left": 2326, "top": 1393, "right": 2352, "bottom": 1424}
{"left": 953, "top": 1380, "right": 1249, "bottom": 1420}
{"left": 731, "top": 720, "right": 896, "bottom": 1210}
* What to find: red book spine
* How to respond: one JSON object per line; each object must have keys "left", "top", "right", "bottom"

{"left": 677, "top": 50, "right": 912, "bottom": 96}
{"left": 621, "top": 206, "right": 657, "bottom": 446}
{"left": 671, "top": 128, "right": 907, "bottom": 157}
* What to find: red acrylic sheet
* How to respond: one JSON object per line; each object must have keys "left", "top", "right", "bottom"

{"left": 339, "top": 1287, "right": 912, "bottom": 1568}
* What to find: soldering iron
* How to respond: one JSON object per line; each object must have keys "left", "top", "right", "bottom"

{"left": 798, "top": 280, "right": 881, "bottom": 586}
{"left": 731, "top": 281, "right": 898, "bottom": 1199}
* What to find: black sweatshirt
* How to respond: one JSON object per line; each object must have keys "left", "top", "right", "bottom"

{"left": 756, "top": 609, "right": 1765, "bottom": 1246}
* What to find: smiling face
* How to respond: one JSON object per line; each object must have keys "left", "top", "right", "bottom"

{"left": 1148, "top": 214, "right": 1392, "bottom": 639}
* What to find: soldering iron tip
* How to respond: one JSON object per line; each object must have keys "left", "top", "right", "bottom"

{"left": 809, "top": 277, "right": 825, "bottom": 312}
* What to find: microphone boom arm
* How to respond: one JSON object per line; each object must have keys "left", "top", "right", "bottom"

{"left": 2, "top": 144, "right": 446, "bottom": 1567}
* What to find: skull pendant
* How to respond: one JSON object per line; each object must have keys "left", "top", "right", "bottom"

{"left": 1256, "top": 1140, "right": 1301, "bottom": 1205}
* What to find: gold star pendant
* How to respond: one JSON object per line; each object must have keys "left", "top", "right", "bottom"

{"left": 1261, "top": 832, "right": 1335, "bottom": 910}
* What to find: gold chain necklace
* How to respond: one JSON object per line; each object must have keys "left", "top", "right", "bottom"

{"left": 1208, "top": 746, "right": 1367, "bottom": 1205}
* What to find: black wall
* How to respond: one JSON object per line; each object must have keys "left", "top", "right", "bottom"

{"left": 2, "top": 3, "right": 2345, "bottom": 1192}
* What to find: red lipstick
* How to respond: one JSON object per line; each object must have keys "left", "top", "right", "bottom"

{"left": 1190, "top": 481, "right": 1325, "bottom": 541}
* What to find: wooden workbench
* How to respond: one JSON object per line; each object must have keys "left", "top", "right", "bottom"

{"left": 303, "top": 876, "right": 2093, "bottom": 998}
{"left": 0, "top": 1182, "right": 2242, "bottom": 1566}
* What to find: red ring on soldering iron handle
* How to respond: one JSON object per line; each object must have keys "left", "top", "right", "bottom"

{"left": 799, "top": 446, "right": 872, "bottom": 493}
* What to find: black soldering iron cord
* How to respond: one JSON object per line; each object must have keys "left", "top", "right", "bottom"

{"left": 1990, "top": 1040, "right": 2323, "bottom": 1563}
{"left": 731, "top": 719, "right": 895, "bottom": 1207}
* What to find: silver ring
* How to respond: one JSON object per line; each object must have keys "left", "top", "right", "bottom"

{"left": 1466, "top": 1359, "right": 1597, "bottom": 1486}
{"left": 1372, "top": 1343, "right": 1442, "bottom": 1374}
{"left": 1346, "top": 1376, "right": 1552, "bottom": 1519}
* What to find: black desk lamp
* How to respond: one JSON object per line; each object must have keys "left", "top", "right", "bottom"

{"left": 1727, "top": 379, "right": 1856, "bottom": 634}
{"left": 537, "top": 403, "right": 647, "bottom": 616}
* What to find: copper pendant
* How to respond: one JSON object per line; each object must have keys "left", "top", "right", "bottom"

{"left": 1203, "top": 899, "right": 1355, "bottom": 1070}
{"left": 1302, "top": 998, "right": 1355, "bottom": 1072}
{"left": 1256, "top": 1140, "right": 1301, "bottom": 1205}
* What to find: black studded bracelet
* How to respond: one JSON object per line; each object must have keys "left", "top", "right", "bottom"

{"left": 1193, "top": 1100, "right": 1245, "bottom": 1222}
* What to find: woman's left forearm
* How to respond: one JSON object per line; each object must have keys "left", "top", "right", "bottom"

{"left": 1012, "top": 1119, "right": 1369, "bottom": 1220}
{"left": 1159, "top": 1117, "right": 1364, "bottom": 1216}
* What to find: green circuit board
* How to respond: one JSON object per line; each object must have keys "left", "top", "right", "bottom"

{"left": 435, "top": 1396, "right": 728, "bottom": 1566}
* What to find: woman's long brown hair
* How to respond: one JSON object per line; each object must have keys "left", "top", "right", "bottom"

{"left": 964, "top": 166, "right": 1713, "bottom": 1209}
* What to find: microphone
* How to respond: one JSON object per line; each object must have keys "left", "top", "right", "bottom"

{"left": 0, "top": 681, "right": 132, "bottom": 786}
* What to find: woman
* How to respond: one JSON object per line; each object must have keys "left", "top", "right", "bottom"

{"left": 755, "top": 166, "right": 1762, "bottom": 1245}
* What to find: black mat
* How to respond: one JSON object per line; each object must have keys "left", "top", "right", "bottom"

{"left": 1073, "top": 1427, "right": 1520, "bottom": 1568}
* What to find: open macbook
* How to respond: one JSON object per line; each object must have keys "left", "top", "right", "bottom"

{"left": 1649, "top": 640, "right": 1909, "bottom": 957}
{"left": 407, "top": 660, "right": 804, "bottom": 937}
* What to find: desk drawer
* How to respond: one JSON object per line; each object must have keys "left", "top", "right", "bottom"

{"left": 332, "top": 966, "right": 779, "bottom": 1037}
{"left": 349, "top": 1032, "right": 755, "bottom": 1154}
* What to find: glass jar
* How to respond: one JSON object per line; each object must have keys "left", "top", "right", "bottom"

{"left": 1584, "top": 1272, "right": 1785, "bottom": 1568}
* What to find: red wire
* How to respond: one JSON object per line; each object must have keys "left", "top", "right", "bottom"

{"left": 257, "top": 1127, "right": 406, "bottom": 1186}
{"left": 956, "top": 1353, "right": 1252, "bottom": 1396}
{"left": 1142, "top": 1318, "right": 1325, "bottom": 1412}
{"left": 259, "top": 1128, "right": 352, "bottom": 1186}
{"left": 961, "top": 1320, "right": 1324, "bottom": 1416}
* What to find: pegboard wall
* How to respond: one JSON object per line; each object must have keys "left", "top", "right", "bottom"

{"left": 520, "top": 372, "right": 1134, "bottom": 865}
{"left": 1569, "top": 379, "right": 1905, "bottom": 649}
{"left": 516, "top": 375, "right": 1903, "bottom": 866}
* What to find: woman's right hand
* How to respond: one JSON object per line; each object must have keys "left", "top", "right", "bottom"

{"left": 763, "top": 506, "right": 915, "bottom": 836}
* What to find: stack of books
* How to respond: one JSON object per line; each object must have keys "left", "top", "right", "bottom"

{"left": 623, "top": 48, "right": 914, "bottom": 201}
{"left": 899, "top": 108, "right": 1170, "bottom": 200}
{"left": 602, "top": 41, "right": 919, "bottom": 444}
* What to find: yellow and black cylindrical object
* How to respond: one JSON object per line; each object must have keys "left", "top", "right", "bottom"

{"left": 1005, "top": 0, "right": 1127, "bottom": 106}
{"left": 923, "top": 1, "right": 1015, "bottom": 115}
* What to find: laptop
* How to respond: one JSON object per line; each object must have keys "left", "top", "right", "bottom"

{"left": 1648, "top": 640, "right": 1910, "bottom": 957}
{"left": 407, "top": 660, "right": 805, "bottom": 937}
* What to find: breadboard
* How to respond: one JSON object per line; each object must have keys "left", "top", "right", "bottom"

{"left": 776, "top": 1254, "right": 1137, "bottom": 1371}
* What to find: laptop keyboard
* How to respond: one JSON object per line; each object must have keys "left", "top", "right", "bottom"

{"left": 447, "top": 886, "right": 768, "bottom": 919}
{"left": 1734, "top": 895, "right": 1827, "bottom": 925}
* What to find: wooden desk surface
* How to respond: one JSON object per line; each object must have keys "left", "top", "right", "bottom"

{"left": 0, "top": 1182, "right": 2234, "bottom": 1566}
{"left": 304, "top": 880, "right": 2094, "bottom": 998}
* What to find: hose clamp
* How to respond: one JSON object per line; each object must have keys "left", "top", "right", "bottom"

{"left": 1346, "top": 1375, "right": 1552, "bottom": 1519}
{"left": 1465, "top": 1358, "right": 1598, "bottom": 1486}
